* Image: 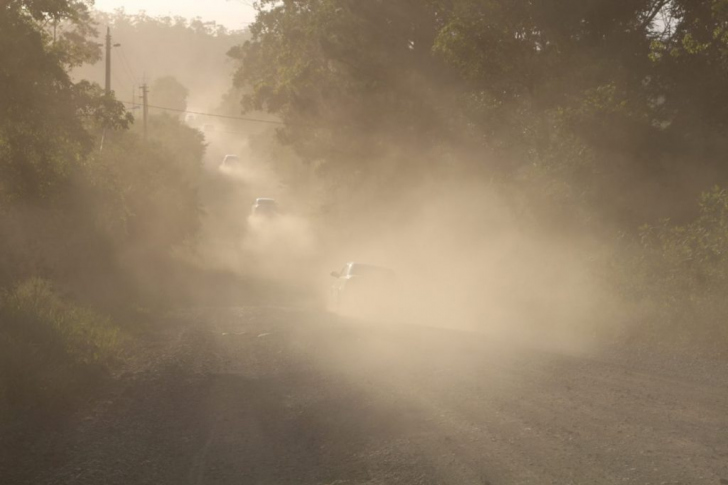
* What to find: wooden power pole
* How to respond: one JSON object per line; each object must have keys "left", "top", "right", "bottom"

{"left": 105, "top": 27, "right": 112, "bottom": 96}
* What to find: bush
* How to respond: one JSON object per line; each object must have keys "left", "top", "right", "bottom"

{"left": 0, "top": 279, "right": 119, "bottom": 417}
{"left": 615, "top": 187, "right": 728, "bottom": 348}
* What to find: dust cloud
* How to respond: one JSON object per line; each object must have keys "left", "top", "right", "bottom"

{"left": 317, "top": 180, "right": 612, "bottom": 352}
{"left": 191, "top": 119, "right": 616, "bottom": 356}
{"left": 66, "top": 10, "right": 618, "bottom": 352}
{"left": 191, "top": 125, "right": 321, "bottom": 294}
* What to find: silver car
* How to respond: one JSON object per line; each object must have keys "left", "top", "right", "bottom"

{"left": 330, "top": 262, "right": 398, "bottom": 316}
{"left": 250, "top": 198, "right": 279, "bottom": 218}
{"left": 220, "top": 154, "right": 241, "bottom": 169}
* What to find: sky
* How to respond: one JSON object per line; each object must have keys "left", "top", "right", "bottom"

{"left": 92, "top": 0, "right": 258, "bottom": 30}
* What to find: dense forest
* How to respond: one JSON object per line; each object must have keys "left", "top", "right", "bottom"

{"left": 2, "top": 0, "right": 728, "bottom": 426}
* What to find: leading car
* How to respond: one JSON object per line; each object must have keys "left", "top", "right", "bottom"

{"left": 250, "top": 198, "right": 279, "bottom": 218}
{"left": 329, "top": 262, "right": 398, "bottom": 317}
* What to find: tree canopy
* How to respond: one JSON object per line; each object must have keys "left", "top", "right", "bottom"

{"left": 231, "top": 0, "right": 728, "bottom": 226}
{"left": 150, "top": 76, "right": 189, "bottom": 114}
{"left": 0, "top": 0, "right": 205, "bottom": 288}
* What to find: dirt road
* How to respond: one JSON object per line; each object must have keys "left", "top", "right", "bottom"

{"left": 5, "top": 306, "right": 728, "bottom": 485}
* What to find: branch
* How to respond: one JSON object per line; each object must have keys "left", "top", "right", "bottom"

{"left": 640, "top": 0, "right": 670, "bottom": 31}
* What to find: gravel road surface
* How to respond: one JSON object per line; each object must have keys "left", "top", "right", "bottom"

{"left": 4, "top": 306, "right": 728, "bottom": 485}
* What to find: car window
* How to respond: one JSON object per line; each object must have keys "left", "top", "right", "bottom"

{"left": 349, "top": 264, "right": 394, "bottom": 277}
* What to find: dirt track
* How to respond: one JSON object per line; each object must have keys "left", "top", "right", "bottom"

{"left": 4, "top": 306, "right": 728, "bottom": 485}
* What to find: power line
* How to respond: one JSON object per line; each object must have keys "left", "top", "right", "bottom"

{"left": 118, "top": 100, "right": 287, "bottom": 126}
{"left": 118, "top": 46, "right": 139, "bottom": 84}
{"left": 118, "top": 47, "right": 137, "bottom": 79}
{"left": 204, "top": 127, "right": 261, "bottom": 136}
{"left": 116, "top": 67, "right": 135, "bottom": 88}
{"left": 111, "top": 71, "right": 126, "bottom": 92}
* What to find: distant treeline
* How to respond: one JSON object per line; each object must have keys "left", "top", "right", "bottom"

{"left": 73, "top": 10, "right": 248, "bottom": 111}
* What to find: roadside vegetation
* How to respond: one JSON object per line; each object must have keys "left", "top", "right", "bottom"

{"left": 0, "top": 1, "right": 205, "bottom": 419}
{"left": 0, "top": 279, "right": 118, "bottom": 420}
{"left": 617, "top": 188, "right": 728, "bottom": 346}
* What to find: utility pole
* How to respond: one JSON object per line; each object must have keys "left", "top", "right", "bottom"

{"left": 104, "top": 27, "right": 121, "bottom": 96}
{"left": 101, "top": 28, "right": 120, "bottom": 152}
{"left": 105, "top": 27, "right": 111, "bottom": 96}
{"left": 141, "top": 83, "right": 149, "bottom": 141}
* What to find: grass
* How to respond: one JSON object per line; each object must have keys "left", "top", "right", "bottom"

{"left": 0, "top": 278, "right": 120, "bottom": 418}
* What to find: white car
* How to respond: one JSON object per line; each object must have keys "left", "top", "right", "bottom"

{"left": 250, "top": 198, "right": 279, "bottom": 218}
{"left": 184, "top": 113, "right": 198, "bottom": 126}
{"left": 329, "top": 262, "right": 398, "bottom": 316}
{"left": 220, "top": 154, "right": 242, "bottom": 169}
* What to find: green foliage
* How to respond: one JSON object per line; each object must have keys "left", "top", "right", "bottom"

{"left": 230, "top": 1, "right": 675, "bottom": 208}
{"left": 0, "top": 278, "right": 119, "bottom": 414}
{"left": 0, "top": 0, "right": 129, "bottom": 205}
{"left": 150, "top": 76, "right": 189, "bottom": 114}
{"left": 0, "top": 111, "right": 202, "bottom": 299}
{"left": 614, "top": 188, "right": 728, "bottom": 345}
{"left": 1, "top": 278, "right": 119, "bottom": 365}
{"left": 0, "top": 1, "right": 208, "bottom": 420}
{"left": 640, "top": 187, "right": 728, "bottom": 284}
{"left": 231, "top": 0, "right": 454, "bottom": 180}
{"left": 86, "top": 114, "right": 203, "bottom": 254}
{"left": 230, "top": 0, "right": 728, "bottom": 224}
{"left": 648, "top": 0, "right": 728, "bottom": 146}
{"left": 0, "top": 0, "right": 201, "bottom": 284}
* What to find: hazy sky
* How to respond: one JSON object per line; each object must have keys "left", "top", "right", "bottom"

{"left": 93, "top": 0, "right": 257, "bottom": 30}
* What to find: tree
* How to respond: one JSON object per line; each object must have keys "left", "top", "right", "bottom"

{"left": 230, "top": 0, "right": 728, "bottom": 228}
{"left": 0, "top": 0, "right": 130, "bottom": 206}
{"left": 0, "top": 0, "right": 202, "bottom": 287}
{"left": 71, "top": 12, "right": 248, "bottom": 108}
{"left": 229, "top": 0, "right": 456, "bottom": 188}
{"left": 150, "top": 76, "right": 189, "bottom": 114}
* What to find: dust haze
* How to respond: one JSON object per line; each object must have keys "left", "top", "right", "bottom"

{"left": 5, "top": 3, "right": 728, "bottom": 484}
{"left": 39, "top": 5, "right": 672, "bottom": 355}
{"left": 192, "top": 114, "right": 617, "bottom": 358}
{"left": 69, "top": 10, "right": 614, "bottom": 350}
